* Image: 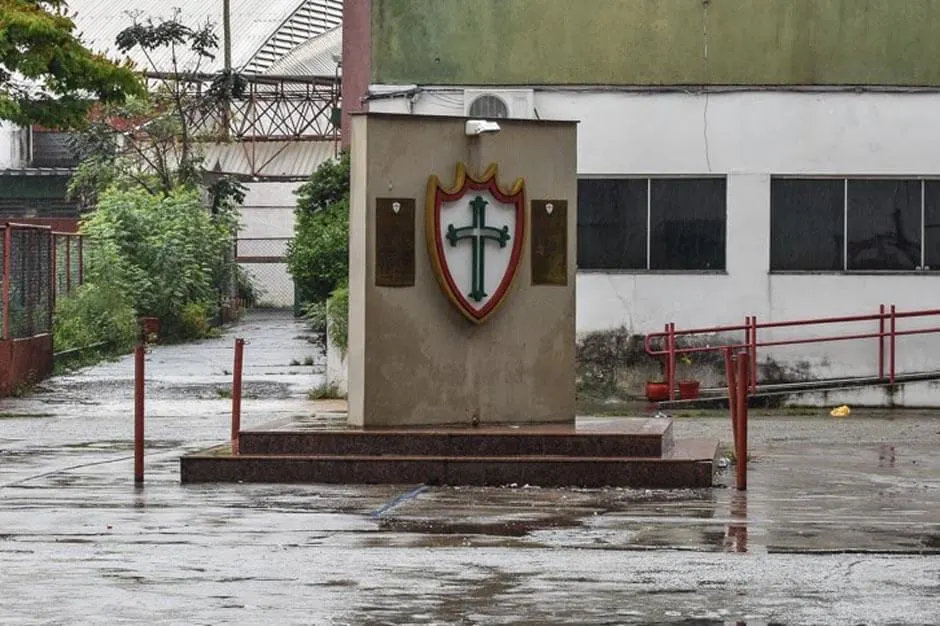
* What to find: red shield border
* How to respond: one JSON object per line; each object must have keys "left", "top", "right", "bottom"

{"left": 425, "top": 162, "right": 526, "bottom": 324}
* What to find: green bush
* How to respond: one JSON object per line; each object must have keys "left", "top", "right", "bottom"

{"left": 326, "top": 283, "right": 349, "bottom": 354}
{"left": 286, "top": 152, "right": 350, "bottom": 305}
{"left": 80, "top": 186, "right": 237, "bottom": 341}
{"left": 302, "top": 299, "right": 328, "bottom": 335}
{"left": 177, "top": 301, "right": 212, "bottom": 340}
{"left": 53, "top": 283, "right": 137, "bottom": 354}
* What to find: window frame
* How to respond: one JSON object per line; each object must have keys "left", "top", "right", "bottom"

{"left": 770, "top": 175, "right": 940, "bottom": 275}
{"left": 577, "top": 174, "right": 729, "bottom": 274}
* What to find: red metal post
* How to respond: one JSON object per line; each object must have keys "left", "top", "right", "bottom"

{"left": 890, "top": 305, "right": 897, "bottom": 385}
{"left": 749, "top": 316, "right": 758, "bottom": 394}
{"left": 667, "top": 322, "right": 677, "bottom": 401}
{"left": 879, "top": 304, "right": 885, "bottom": 380}
{"left": 77, "top": 236, "right": 84, "bottom": 285}
{"left": 735, "top": 350, "right": 749, "bottom": 491}
{"left": 743, "top": 316, "right": 751, "bottom": 370}
{"left": 65, "top": 235, "right": 72, "bottom": 294}
{"left": 134, "top": 343, "right": 145, "bottom": 485}
{"left": 724, "top": 347, "right": 738, "bottom": 451}
{"left": 661, "top": 323, "right": 669, "bottom": 399}
{"left": 51, "top": 234, "right": 57, "bottom": 306}
{"left": 2, "top": 226, "right": 10, "bottom": 341}
{"left": 47, "top": 231, "right": 54, "bottom": 331}
{"left": 231, "top": 338, "right": 245, "bottom": 455}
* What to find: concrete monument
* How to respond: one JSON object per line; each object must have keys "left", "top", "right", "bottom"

{"left": 347, "top": 113, "right": 577, "bottom": 427}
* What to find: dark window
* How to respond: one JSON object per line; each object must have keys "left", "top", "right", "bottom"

{"left": 649, "top": 178, "right": 726, "bottom": 270}
{"left": 847, "top": 179, "right": 921, "bottom": 271}
{"left": 577, "top": 179, "right": 647, "bottom": 270}
{"left": 770, "top": 178, "right": 845, "bottom": 271}
{"left": 925, "top": 182, "right": 940, "bottom": 270}
{"left": 577, "top": 177, "right": 726, "bottom": 271}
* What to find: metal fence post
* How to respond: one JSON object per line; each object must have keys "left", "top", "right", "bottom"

{"left": 879, "top": 304, "right": 886, "bottom": 380}
{"left": 231, "top": 338, "right": 245, "bottom": 455}
{"left": 46, "top": 231, "right": 53, "bottom": 332}
{"left": 724, "top": 347, "right": 738, "bottom": 452}
{"left": 749, "top": 316, "right": 758, "bottom": 394}
{"left": 3, "top": 224, "right": 13, "bottom": 339}
{"left": 735, "top": 350, "right": 749, "bottom": 492}
{"left": 667, "top": 322, "right": 677, "bottom": 401}
{"left": 134, "top": 343, "right": 145, "bottom": 485}
{"left": 77, "top": 235, "right": 84, "bottom": 286}
{"left": 890, "top": 305, "right": 897, "bottom": 385}
{"left": 1, "top": 227, "right": 7, "bottom": 340}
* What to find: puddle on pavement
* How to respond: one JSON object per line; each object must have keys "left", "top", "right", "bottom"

{"left": 0, "top": 412, "right": 55, "bottom": 419}
{"left": 377, "top": 513, "right": 583, "bottom": 537}
{"left": 60, "top": 439, "right": 184, "bottom": 451}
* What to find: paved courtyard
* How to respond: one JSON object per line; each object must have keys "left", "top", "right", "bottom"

{"left": 0, "top": 311, "right": 938, "bottom": 624}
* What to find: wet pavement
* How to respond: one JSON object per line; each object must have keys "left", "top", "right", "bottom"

{"left": 1, "top": 310, "right": 939, "bottom": 624}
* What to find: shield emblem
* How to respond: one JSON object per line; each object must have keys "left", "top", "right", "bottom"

{"left": 426, "top": 162, "right": 525, "bottom": 324}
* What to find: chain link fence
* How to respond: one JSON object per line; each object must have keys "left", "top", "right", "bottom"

{"left": 0, "top": 224, "right": 87, "bottom": 340}
{"left": 54, "top": 233, "right": 85, "bottom": 300}
{"left": 235, "top": 237, "right": 295, "bottom": 308}
{"left": 8, "top": 226, "right": 53, "bottom": 338}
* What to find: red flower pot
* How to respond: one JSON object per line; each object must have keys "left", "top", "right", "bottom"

{"left": 678, "top": 379, "right": 701, "bottom": 400}
{"left": 645, "top": 381, "right": 670, "bottom": 402}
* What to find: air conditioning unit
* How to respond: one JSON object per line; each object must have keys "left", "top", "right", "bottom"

{"left": 463, "top": 89, "right": 535, "bottom": 119}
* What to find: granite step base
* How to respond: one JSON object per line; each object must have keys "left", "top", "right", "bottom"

{"left": 180, "top": 439, "right": 720, "bottom": 489}
{"left": 238, "top": 418, "right": 674, "bottom": 459}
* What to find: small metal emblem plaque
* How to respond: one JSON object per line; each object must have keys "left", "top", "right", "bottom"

{"left": 375, "top": 197, "right": 415, "bottom": 287}
{"left": 531, "top": 199, "right": 568, "bottom": 286}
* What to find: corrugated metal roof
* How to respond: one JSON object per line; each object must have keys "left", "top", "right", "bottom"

{"left": 66, "top": 0, "right": 341, "bottom": 74}
{"left": 202, "top": 140, "right": 339, "bottom": 179}
{"left": 246, "top": 1, "right": 342, "bottom": 73}
{"left": 264, "top": 25, "right": 341, "bottom": 78}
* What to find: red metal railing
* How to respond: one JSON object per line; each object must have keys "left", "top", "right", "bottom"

{"left": 645, "top": 305, "right": 940, "bottom": 401}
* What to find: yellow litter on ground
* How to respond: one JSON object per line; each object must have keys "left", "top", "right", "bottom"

{"left": 830, "top": 405, "right": 851, "bottom": 418}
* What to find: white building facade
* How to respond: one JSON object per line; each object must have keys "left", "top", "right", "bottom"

{"left": 364, "top": 86, "right": 940, "bottom": 403}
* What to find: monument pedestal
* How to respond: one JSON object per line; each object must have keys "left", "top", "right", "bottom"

{"left": 180, "top": 415, "right": 720, "bottom": 488}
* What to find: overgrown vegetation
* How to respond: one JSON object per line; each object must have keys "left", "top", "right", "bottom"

{"left": 52, "top": 10, "right": 252, "bottom": 359}
{"left": 80, "top": 187, "right": 237, "bottom": 338}
{"left": 287, "top": 152, "right": 350, "bottom": 348}
{"left": 308, "top": 381, "right": 344, "bottom": 400}
{"left": 326, "top": 283, "right": 349, "bottom": 354}
{"left": 53, "top": 283, "right": 137, "bottom": 356}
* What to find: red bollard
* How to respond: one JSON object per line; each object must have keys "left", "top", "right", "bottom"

{"left": 735, "top": 350, "right": 749, "bottom": 491}
{"left": 231, "top": 338, "right": 245, "bottom": 455}
{"left": 724, "top": 347, "right": 738, "bottom": 452}
{"left": 134, "top": 343, "right": 145, "bottom": 485}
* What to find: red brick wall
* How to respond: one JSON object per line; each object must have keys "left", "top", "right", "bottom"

{"left": 0, "top": 335, "right": 53, "bottom": 396}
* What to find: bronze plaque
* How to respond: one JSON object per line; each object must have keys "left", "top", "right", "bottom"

{"left": 375, "top": 197, "right": 416, "bottom": 287}
{"left": 531, "top": 199, "right": 568, "bottom": 285}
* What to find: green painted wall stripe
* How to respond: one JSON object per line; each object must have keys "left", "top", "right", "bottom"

{"left": 0, "top": 176, "right": 70, "bottom": 199}
{"left": 372, "top": 0, "right": 940, "bottom": 86}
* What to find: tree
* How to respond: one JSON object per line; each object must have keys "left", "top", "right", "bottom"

{"left": 67, "top": 8, "right": 247, "bottom": 203}
{"left": 286, "top": 151, "right": 350, "bottom": 305}
{"left": 0, "top": 0, "right": 142, "bottom": 128}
